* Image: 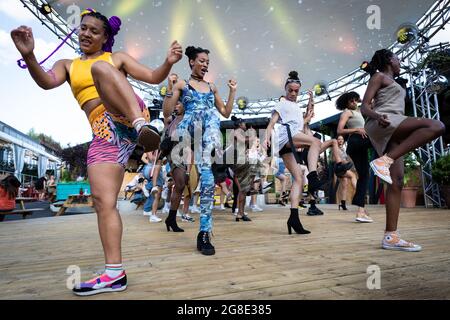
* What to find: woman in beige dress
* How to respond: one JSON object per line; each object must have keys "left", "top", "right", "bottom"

{"left": 361, "top": 49, "right": 445, "bottom": 252}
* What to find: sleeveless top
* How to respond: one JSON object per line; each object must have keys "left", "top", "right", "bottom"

{"left": 180, "top": 80, "right": 215, "bottom": 112}
{"left": 346, "top": 109, "right": 365, "bottom": 129}
{"left": 69, "top": 52, "right": 115, "bottom": 108}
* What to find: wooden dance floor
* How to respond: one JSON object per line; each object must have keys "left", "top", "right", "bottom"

{"left": 0, "top": 203, "right": 449, "bottom": 300}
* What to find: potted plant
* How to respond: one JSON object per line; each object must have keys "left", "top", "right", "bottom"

{"left": 417, "top": 48, "right": 450, "bottom": 78}
{"left": 401, "top": 151, "right": 422, "bottom": 208}
{"left": 431, "top": 153, "right": 450, "bottom": 207}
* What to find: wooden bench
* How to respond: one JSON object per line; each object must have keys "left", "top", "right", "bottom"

{"left": 0, "top": 208, "right": 44, "bottom": 221}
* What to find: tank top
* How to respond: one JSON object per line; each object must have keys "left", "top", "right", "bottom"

{"left": 346, "top": 109, "right": 365, "bottom": 129}
{"left": 69, "top": 52, "right": 115, "bottom": 108}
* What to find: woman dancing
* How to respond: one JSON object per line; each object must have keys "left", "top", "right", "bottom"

{"left": 264, "top": 71, "right": 352, "bottom": 234}
{"left": 11, "top": 9, "right": 182, "bottom": 295}
{"left": 336, "top": 92, "right": 374, "bottom": 222}
{"left": 163, "top": 46, "right": 237, "bottom": 255}
{"left": 361, "top": 49, "right": 445, "bottom": 251}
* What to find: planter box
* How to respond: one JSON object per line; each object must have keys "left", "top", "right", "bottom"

{"left": 56, "top": 182, "right": 91, "bottom": 201}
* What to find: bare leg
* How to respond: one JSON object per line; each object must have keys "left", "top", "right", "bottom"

{"left": 88, "top": 163, "right": 124, "bottom": 264}
{"left": 151, "top": 187, "right": 161, "bottom": 215}
{"left": 170, "top": 167, "right": 186, "bottom": 211}
{"left": 339, "top": 177, "right": 348, "bottom": 202}
{"left": 291, "top": 133, "right": 322, "bottom": 172}
{"left": 386, "top": 118, "right": 445, "bottom": 160}
{"left": 91, "top": 61, "right": 144, "bottom": 122}
{"left": 281, "top": 153, "right": 303, "bottom": 208}
{"left": 384, "top": 142, "right": 405, "bottom": 232}
{"left": 320, "top": 139, "right": 343, "bottom": 163}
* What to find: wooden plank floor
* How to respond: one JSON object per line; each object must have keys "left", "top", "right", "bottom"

{"left": 0, "top": 202, "right": 449, "bottom": 300}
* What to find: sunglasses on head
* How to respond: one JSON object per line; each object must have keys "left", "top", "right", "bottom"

{"left": 286, "top": 79, "right": 302, "bottom": 86}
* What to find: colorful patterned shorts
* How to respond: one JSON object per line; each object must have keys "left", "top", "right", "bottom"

{"left": 87, "top": 97, "right": 150, "bottom": 167}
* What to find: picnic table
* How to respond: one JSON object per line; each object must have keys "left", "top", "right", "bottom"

{"left": 56, "top": 194, "right": 94, "bottom": 216}
{"left": 0, "top": 197, "right": 44, "bottom": 221}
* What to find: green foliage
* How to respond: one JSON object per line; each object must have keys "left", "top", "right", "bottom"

{"left": 432, "top": 153, "right": 450, "bottom": 186}
{"left": 27, "top": 128, "right": 62, "bottom": 154}
{"left": 404, "top": 151, "right": 422, "bottom": 187}
{"left": 417, "top": 49, "right": 450, "bottom": 75}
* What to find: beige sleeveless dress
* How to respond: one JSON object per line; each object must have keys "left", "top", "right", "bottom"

{"left": 365, "top": 81, "right": 407, "bottom": 156}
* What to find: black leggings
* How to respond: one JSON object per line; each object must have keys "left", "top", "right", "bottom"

{"left": 346, "top": 134, "right": 373, "bottom": 208}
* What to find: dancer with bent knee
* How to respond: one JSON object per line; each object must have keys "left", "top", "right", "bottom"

{"left": 11, "top": 8, "right": 182, "bottom": 295}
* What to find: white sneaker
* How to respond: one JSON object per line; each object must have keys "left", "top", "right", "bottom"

{"left": 261, "top": 181, "right": 273, "bottom": 193}
{"left": 190, "top": 206, "right": 200, "bottom": 214}
{"left": 355, "top": 214, "right": 373, "bottom": 223}
{"left": 370, "top": 155, "right": 394, "bottom": 185}
{"left": 143, "top": 188, "right": 150, "bottom": 198}
{"left": 176, "top": 210, "right": 183, "bottom": 217}
{"left": 181, "top": 214, "right": 195, "bottom": 222}
{"left": 161, "top": 187, "right": 168, "bottom": 200}
{"left": 162, "top": 205, "right": 170, "bottom": 214}
{"left": 251, "top": 205, "right": 263, "bottom": 212}
{"left": 382, "top": 231, "right": 422, "bottom": 252}
{"left": 219, "top": 205, "right": 225, "bottom": 211}
{"left": 143, "top": 210, "right": 151, "bottom": 216}
{"left": 149, "top": 214, "right": 162, "bottom": 223}
{"left": 232, "top": 209, "right": 238, "bottom": 216}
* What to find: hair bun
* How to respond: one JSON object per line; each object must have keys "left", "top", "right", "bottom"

{"left": 288, "top": 71, "right": 299, "bottom": 80}
{"left": 185, "top": 46, "right": 196, "bottom": 57}
{"left": 108, "top": 16, "right": 121, "bottom": 36}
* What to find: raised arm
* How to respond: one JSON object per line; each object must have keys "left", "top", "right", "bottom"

{"left": 264, "top": 111, "right": 280, "bottom": 149}
{"left": 162, "top": 79, "right": 184, "bottom": 119}
{"left": 212, "top": 80, "right": 237, "bottom": 118}
{"left": 11, "top": 26, "right": 68, "bottom": 90}
{"left": 113, "top": 41, "right": 182, "bottom": 84}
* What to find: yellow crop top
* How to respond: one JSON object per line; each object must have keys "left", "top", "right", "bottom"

{"left": 69, "top": 52, "right": 115, "bottom": 108}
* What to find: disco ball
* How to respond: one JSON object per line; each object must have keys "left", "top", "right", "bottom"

{"left": 396, "top": 23, "right": 419, "bottom": 44}
{"left": 149, "top": 119, "right": 165, "bottom": 135}
{"left": 159, "top": 85, "right": 168, "bottom": 97}
{"left": 237, "top": 96, "right": 249, "bottom": 110}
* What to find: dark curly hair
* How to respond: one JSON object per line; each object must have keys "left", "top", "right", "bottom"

{"left": 336, "top": 91, "right": 361, "bottom": 110}
{"left": 284, "top": 71, "right": 302, "bottom": 88}
{"left": 185, "top": 46, "right": 210, "bottom": 69}
{"left": 0, "top": 175, "right": 21, "bottom": 199}
{"left": 366, "top": 49, "right": 395, "bottom": 76}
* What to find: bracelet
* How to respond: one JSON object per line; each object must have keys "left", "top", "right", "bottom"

{"left": 165, "top": 92, "right": 173, "bottom": 98}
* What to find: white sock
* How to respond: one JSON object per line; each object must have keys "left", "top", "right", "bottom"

{"left": 132, "top": 118, "right": 146, "bottom": 133}
{"left": 105, "top": 264, "right": 123, "bottom": 278}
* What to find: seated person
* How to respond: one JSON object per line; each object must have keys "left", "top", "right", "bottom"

{"left": 0, "top": 175, "right": 21, "bottom": 221}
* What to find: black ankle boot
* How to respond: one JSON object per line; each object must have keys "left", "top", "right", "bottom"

{"left": 307, "top": 200, "right": 324, "bottom": 216}
{"left": 287, "top": 209, "right": 310, "bottom": 234}
{"left": 197, "top": 231, "right": 215, "bottom": 255}
{"left": 165, "top": 210, "right": 184, "bottom": 232}
{"left": 299, "top": 200, "right": 307, "bottom": 208}
{"left": 306, "top": 171, "right": 325, "bottom": 198}
{"left": 338, "top": 200, "right": 348, "bottom": 211}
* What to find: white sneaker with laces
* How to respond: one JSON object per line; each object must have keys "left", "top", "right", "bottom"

{"left": 382, "top": 231, "right": 422, "bottom": 252}
{"left": 355, "top": 214, "right": 373, "bottom": 223}
{"left": 149, "top": 215, "right": 162, "bottom": 223}
{"left": 370, "top": 155, "right": 394, "bottom": 185}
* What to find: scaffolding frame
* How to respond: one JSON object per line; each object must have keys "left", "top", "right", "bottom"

{"left": 19, "top": 0, "right": 450, "bottom": 206}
